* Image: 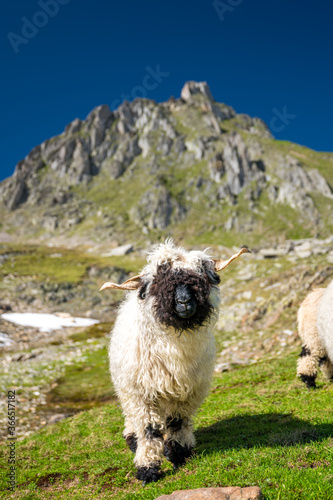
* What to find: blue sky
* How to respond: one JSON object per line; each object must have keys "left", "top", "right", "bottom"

{"left": 1, "top": 0, "right": 332, "bottom": 181}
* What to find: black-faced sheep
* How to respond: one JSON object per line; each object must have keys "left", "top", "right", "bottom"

{"left": 297, "top": 279, "right": 333, "bottom": 388}
{"left": 100, "top": 240, "right": 250, "bottom": 484}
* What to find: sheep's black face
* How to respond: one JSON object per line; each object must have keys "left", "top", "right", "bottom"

{"left": 146, "top": 263, "right": 220, "bottom": 332}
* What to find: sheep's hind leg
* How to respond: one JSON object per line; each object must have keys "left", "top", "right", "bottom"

{"left": 164, "top": 416, "right": 195, "bottom": 469}
{"left": 320, "top": 356, "right": 333, "bottom": 382}
{"left": 297, "top": 345, "right": 319, "bottom": 388}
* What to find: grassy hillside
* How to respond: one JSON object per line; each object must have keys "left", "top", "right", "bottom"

{"left": 1, "top": 352, "right": 333, "bottom": 499}
{"left": 1, "top": 239, "right": 333, "bottom": 499}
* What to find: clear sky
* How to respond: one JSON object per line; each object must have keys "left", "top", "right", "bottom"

{"left": 1, "top": 0, "right": 332, "bottom": 181}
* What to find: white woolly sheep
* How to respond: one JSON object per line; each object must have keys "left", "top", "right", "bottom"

{"left": 100, "top": 240, "right": 250, "bottom": 484}
{"left": 297, "top": 279, "right": 333, "bottom": 388}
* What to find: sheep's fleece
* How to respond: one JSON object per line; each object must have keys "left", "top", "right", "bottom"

{"left": 297, "top": 279, "right": 333, "bottom": 388}
{"left": 100, "top": 240, "right": 250, "bottom": 484}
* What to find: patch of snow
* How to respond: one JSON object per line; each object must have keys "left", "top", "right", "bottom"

{"left": 1, "top": 313, "right": 99, "bottom": 332}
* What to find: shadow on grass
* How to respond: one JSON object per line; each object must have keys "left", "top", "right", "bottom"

{"left": 195, "top": 413, "right": 333, "bottom": 454}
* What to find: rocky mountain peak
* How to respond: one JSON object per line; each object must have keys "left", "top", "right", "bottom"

{"left": 0, "top": 82, "right": 332, "bottom": 247}
{"left": 180, "top": 81, "right": 214, "bottom": 102}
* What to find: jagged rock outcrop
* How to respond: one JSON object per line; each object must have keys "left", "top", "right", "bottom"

{"left": 267, "top": 155, "right": 333, "bottom": 221}
{"left": 181, "top": 81, "right": 214, "bottom": 102}
{"left": 207, "top": 134, "right": 267, "bottom": 207}
{"left": 5, "top": 179, "right": 28, "bottom": 211}
{"left": 130, "top": 185, "right": 186, "bottom": 231}
{"left": 0, "top": 81, "right": 332, "bottom": 245}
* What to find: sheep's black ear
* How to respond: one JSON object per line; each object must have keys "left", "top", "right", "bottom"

{"left": 203, "top": 262, "right": 221, "bottom": 285}
{"left": 138, "top": 281, "right": 149, "bottom": 300}
{"left": 206, "top": 269, "right": 221, "bottom": 285}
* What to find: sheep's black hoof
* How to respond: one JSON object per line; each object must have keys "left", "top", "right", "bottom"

{"left": 164, "top": 439, "right": 194, "bottom": 468}
{"left": 124, "top": 433, "right": 137, "bottom": 453}
{"left": 300, "top": 374, "right": 316, "bottom": 389}
{"left": 136, "top": 464, "right": 162, "bottom": 485}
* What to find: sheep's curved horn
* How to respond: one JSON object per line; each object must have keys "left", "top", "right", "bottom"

{"left": 99, "top": 274, "right": 142, "bottom": 291}
{"left": 213, "top": 247, "right": 251, "bottom": 272}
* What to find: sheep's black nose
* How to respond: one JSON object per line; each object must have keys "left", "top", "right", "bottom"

{"left": 175, "top": 285, "right": 192, "bottom": 304}
{"left": 174, "top": 285, "right": 197, "bottom": 318}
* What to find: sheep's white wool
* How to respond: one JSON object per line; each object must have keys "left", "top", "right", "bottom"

{"left": 143, "top": 239, "right": 214, "bottom": 280}
{"left": 317, "top": 280, "right": 333, "bottom": 362}
{"left": 297, "top": 279, "right": 333, "bottom": 386}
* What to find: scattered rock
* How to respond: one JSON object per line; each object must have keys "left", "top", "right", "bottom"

{"left": 102, "top": 244, "right": 134, "bottom": 257}
{"left": 0, "top": 303, "right": 12, "bottom": 312}
{"left": 154, "top": 486, "right": 262, "bottom": 500}
{"left": 11, "top": 351, "right": 40, "bottom": 362}
{"left": 214, "top": 362, "right": 231, "bottom": 373}
{"left": 294, "top": 250, "right": 312, "bottom": 259}
{"left": 0, "top": 332, "right": 14, "bottom": 347}
{"left": 43, "top": 216, "right": 58, "bottom": 231}
{"left": 48, "top": 413, "right": 67, "bottom": 425}
{"left": 294, "top": 241, "right": 312, "bottom": 252}
{"left": 255, "top": 237, "right": 333, "bottom": 261}
{"left": 55, "top": 312, "right": 72, "bottom": 318}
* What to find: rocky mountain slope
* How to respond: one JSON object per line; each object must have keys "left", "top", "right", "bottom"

{"left": 1, "top": 81, "right": 332, "bottom": 249}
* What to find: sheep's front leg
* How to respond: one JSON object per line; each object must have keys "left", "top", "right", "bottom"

{"left": 164, "top": 416, "right": 195, "bottom": 469}
{"left": 297, "top": 345, "right": 320, "bottom": 388}
{"left": 131, "top": 405, "right": 165, "bottom": 485}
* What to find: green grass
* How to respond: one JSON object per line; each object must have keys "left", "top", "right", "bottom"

{"left": 0, "top": 246, "right": 89, "bottom": 283}
{"left": 69, "top": 322, "right": 113, "bottom": 343}
{"left": 46, "top": 342, "right": 115, "bottom": 412}
{"left": 2, "top": 353, "right": 333, "bottom": 499}
{"left": 0, "top": 244, "right": 145, "bottom": 284}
